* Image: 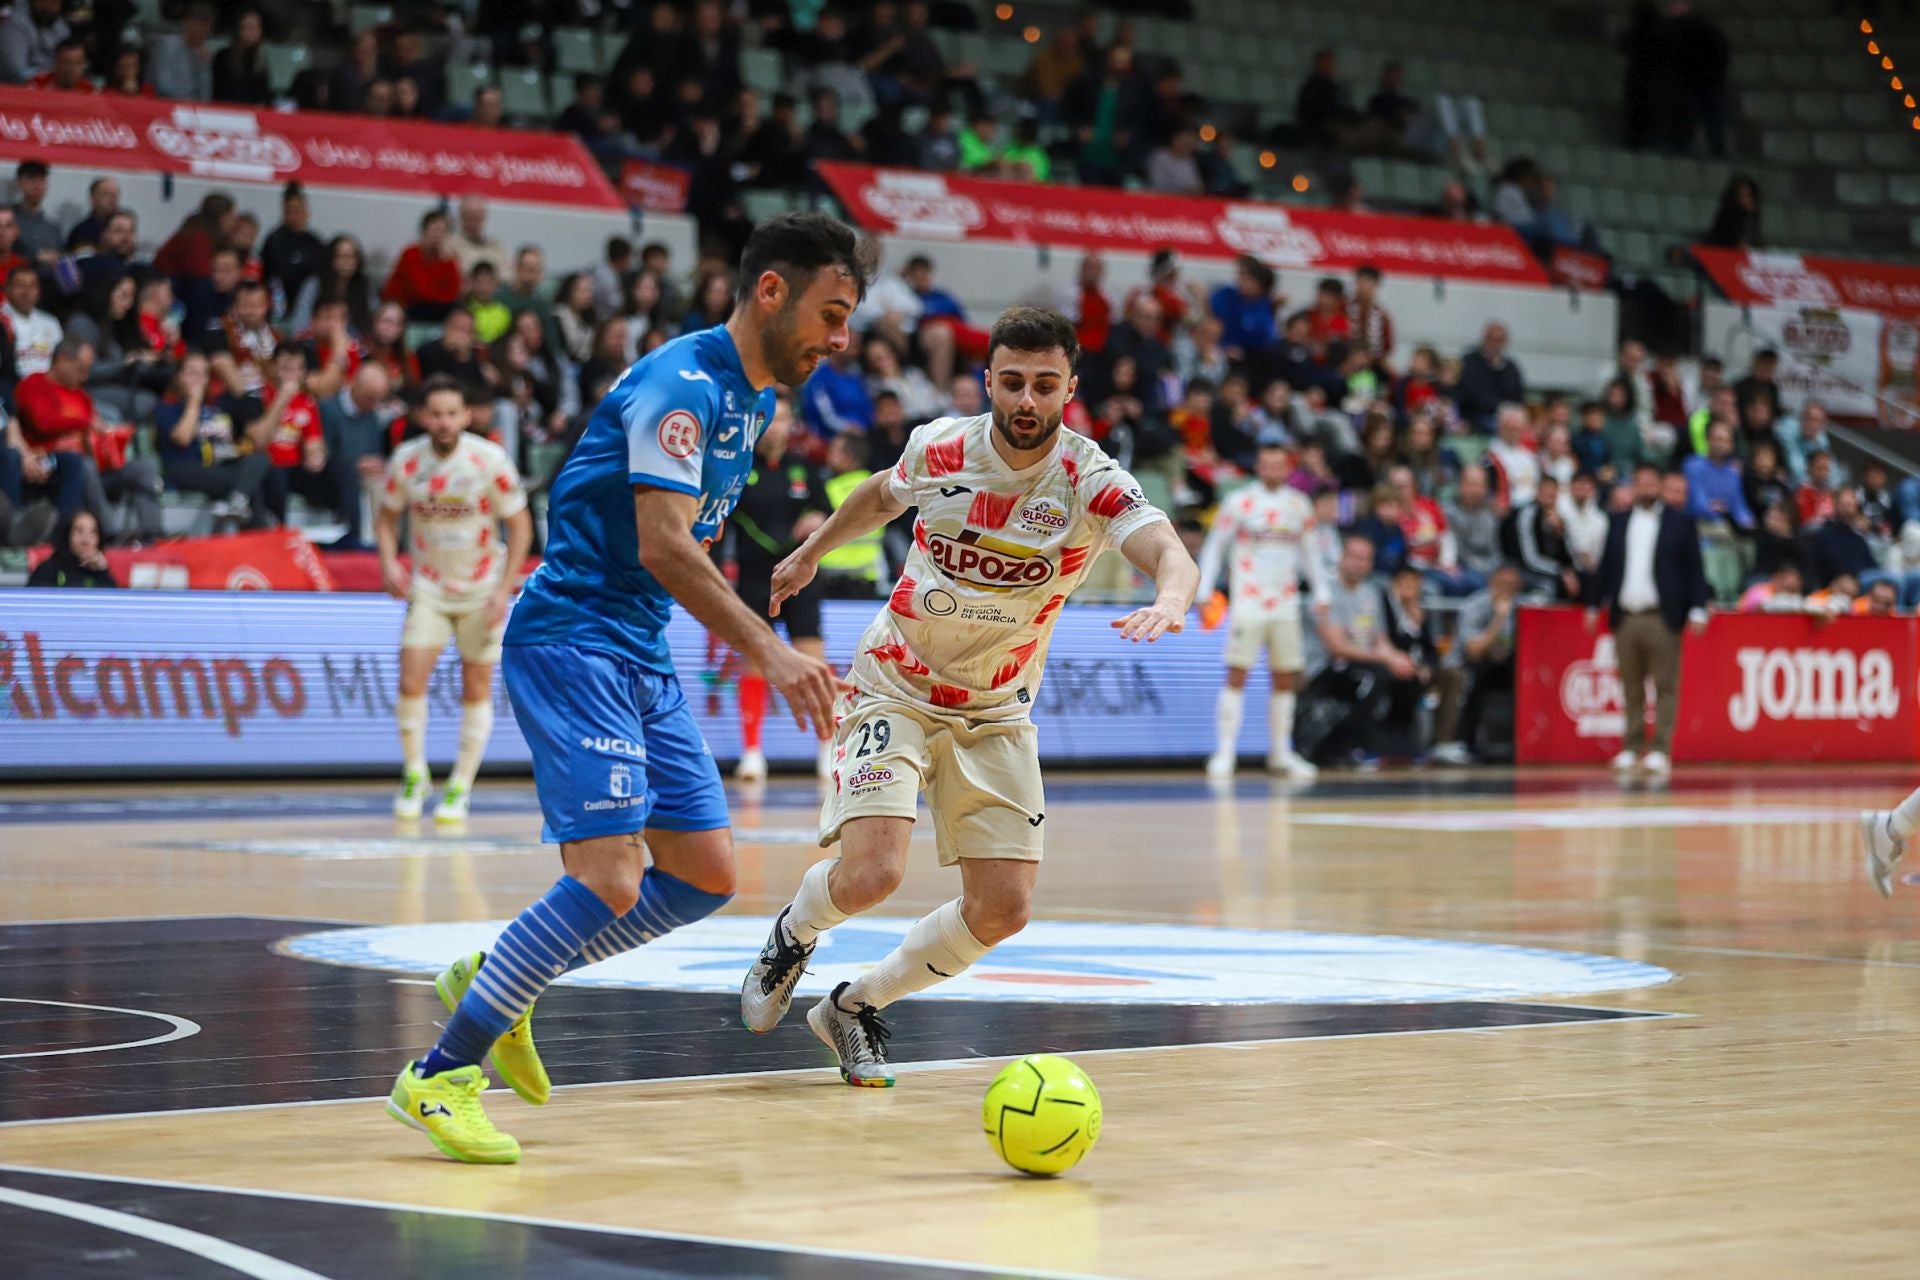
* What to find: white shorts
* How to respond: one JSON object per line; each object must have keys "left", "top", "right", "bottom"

{"left": 1224, "top": 613, "right": 1305, "bottom": 673}
{"left": 818, "top": 691, "right": 1045, "bottom": 866}
{"left": 401, "top": 593, "right": 503, "bottom": 663}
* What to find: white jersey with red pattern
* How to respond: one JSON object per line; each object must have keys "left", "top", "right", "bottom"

{"left": 381, "top": 433, "right": 528, "bottom": 602}
{"left": 849, "top": 413, "right": 1168, "bottom": 723}
{"left": 1195, "top": 481, "right": 1331, "bottom": 622}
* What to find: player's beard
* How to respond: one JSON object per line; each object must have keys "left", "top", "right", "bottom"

{"left": 991, "top": 404, "right": 1063, "bottom": 454}
{"left": 762, "top": 299, "right": 832, "bottom": 388}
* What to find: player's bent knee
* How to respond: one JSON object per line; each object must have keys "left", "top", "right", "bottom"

{"left": 647, "top": 827, "right": 737, "bottom": 897}
{"left": 563, "top": 835, "right": 647, "bottom": 915}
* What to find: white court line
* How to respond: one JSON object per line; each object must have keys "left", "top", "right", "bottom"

{"left": 0, "top": 1008, "right": 1683, "bottom": 1131}
{"left": 0, "top": 912, "right": 372, "bottom": 928}
{"left": 0, "top": 1183, "right": 333, "bottom": 1280}
{"left": 0, "top": 1164, "right": 1119, "bottom": 1280}
{"left": 0, "top": 998, "right": 202, "bottom": 1061}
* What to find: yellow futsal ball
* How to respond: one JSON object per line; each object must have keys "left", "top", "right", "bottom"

{"left": 982, "top": 1054, "right": 1102, "bottom": 1176}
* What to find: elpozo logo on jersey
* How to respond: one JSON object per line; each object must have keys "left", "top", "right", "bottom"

{"left": 928, "top": 530, "right": 1055, "bottom": 590}
{"left": 281, "top": 918, "right": 1674, "bottom": 1005}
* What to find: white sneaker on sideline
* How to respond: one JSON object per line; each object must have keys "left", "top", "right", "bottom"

{"left": 734, "top": 747, "right": 767, "bottom": 782}
{"left": 1268, "top": 751, "right": 1318, "bottom": 780}
{"left": 1862, "top": 810, "right": 1907, "bottom": 898}
{"left": 1610, "top": 750, "right": 1639, "bottom": 772}
{"left": 394, "top": 769, "right": 429, "bottom": 820}
{"left": 434, "top": 781, "right": 470, "bottom": 824}
{"left": 1429, "top": 742, "right": 1474, "bottom": 766}
{"left": 1640, "top": 751, "right": 1670, "bottom": 775}
{"left": 1205, "top": 750, "right": 1236, "bottom": 780}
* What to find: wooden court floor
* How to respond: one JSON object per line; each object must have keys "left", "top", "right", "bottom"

{"left": 3, "top": 767, "right": 1919, "bottom": 1278}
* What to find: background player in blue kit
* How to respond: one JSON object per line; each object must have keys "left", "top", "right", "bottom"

{"left": 389, "top": 214, "right": 870, "bottom": 1163}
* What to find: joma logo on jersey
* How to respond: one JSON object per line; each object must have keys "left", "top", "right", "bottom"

{"left": 927, "top": 531, "right": 1055, "bottom": 589}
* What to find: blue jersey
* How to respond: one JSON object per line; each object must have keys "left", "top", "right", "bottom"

{"left": 507, "top": 326, "right": 775, "bottom": 673}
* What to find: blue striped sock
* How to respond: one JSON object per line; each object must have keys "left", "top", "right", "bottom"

{"left": 568, "top": 869, "right": 733, "bottom": 970}
{"left": 421, "top": 875, "right": 615, "bottom": 1073}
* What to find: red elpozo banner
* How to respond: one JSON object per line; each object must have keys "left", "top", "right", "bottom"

{"left": 1693, "top": 246, "right": 1920, "bottom": 322}
{"left": 1517, "top": 605, "right": 1916, "bottom": 764}
{"left": 817, "top": 162, "right": 1551, "bottom": 285}
{"left": 30, "top": 529, "right": 334, "bottom": 591}
{"left": 0, "top": 88, "right": 620, "bottom": 208}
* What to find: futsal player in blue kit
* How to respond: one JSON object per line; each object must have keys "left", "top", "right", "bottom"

{"left": 389, "top": 214, "right": 869, "bottom": 1163}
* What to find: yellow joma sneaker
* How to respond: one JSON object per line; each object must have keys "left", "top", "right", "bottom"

{"left": 387, "top": 1062, "right": 519, "bottom": 1164}
{"left": 436, "top": 951, "right": 552, "bottom": 1105}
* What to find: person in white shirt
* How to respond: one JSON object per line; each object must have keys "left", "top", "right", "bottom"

{"left": 449, "top": 197, "right": 508, "bottom": 282}
{"left": 1558, "top": 470, "right": 1608, "bottom": 592}
{"left": 1196, "top": 437, "right": 1333, "bottom": 779}
{"left": 377, "top": 376, "right": 533, "bottom": 823}
{"left": 4, "top": 265, "right": 61, "bottom": 378}
{"left": 1589, "top": 461, "right": 1710, "bottom": 776}
{"left": 1486, "top": 402, "right": 1539, "bottom": 508}
{"left": 739, "top": 306, "right": 1198, "bottom": 1087}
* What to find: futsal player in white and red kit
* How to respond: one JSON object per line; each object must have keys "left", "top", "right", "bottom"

{"left": 739, "top": 306, "right": 1199, "bottom": 1085}
{"left": 377, "top": 375, "right": 532, "bottom": 822}
{"left": 1196, "top": 436, "right": 1332, "bottom": 780}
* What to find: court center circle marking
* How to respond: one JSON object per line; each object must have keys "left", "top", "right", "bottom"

{"left": 282, "top": 918, "right": 1673, "bottom": 1005}
{"left": 0, "top": 998, "right": 203, "bottom": 1060}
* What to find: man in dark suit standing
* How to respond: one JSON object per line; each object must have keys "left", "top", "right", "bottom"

{"left": 1590, "top": 462, "right": 1711, "bottom": 776}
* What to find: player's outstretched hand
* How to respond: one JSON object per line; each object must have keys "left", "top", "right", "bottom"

{"left": 761, "top": 643, "right": 851, "bottom": 739}
{"left": 768, "top": 550, "right": 819, "bottom": 618}
{"left": 1112, "top": 603, "right": 1185, "bottom": 643}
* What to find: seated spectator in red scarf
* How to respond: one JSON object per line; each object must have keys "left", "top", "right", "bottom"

{"left": 228, "top": 210, "right": 266, "bottom": 283}
{"left": 1394, "top": 345, "right": 1442, "bottom": 420}
{"left": 382, "top": 209, "right": 463, "bottom": 323}
{"left": 298, "top": 294, "right": 363, "bottom": 402}
{"left": 200, "top": 279, "right": 278, "bottom": 399}
{"left": 364, "top": 301, "right": 421, "bottom": 402}
{"left": 29, "top": 39, "right": 97, "bottom": 93}
{"left": 1169, "top": 378, "right": 1230, "bottom": 500}
{"left": 1348, "top": 265, "right": 1393, "bottom": 363}
{"left": 1796, "top": 450, "right": 1838, "bottom": 527}
{"left": 1306, "top": 277, "right": 1351, "bottom": 346}
{"left": 136, "top": 276, "right": 187, "bottom": 362}
{"left": 242, "top": 342, "right": 336, "bottom": 519}
{"left": 155, "top": 193, "right": 237, "bottom": 285}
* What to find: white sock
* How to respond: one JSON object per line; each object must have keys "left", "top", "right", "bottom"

{"left": 840, "top": 898, "right": 990, "bottom": 1011}
{"left": 1891, "top": 787, "right": 1920, "bottom": 840}
{"left": 397, "top": 695, "right": 428, "bottom": 776}
{"left": 1269, "top": 691, "right": 1297, "bottom": 757}
{"left": 451, "top": 699, "right": 494, "bottom": 790}
{"left": 1215, "top": 685, "right": 1245, "bottom": 757}
{"left": 786, "top": 857, "right": 849, "bottom": 945}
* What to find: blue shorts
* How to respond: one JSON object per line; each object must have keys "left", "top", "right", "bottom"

{"left": 502, "top": 644, "right": 729, "bottom": 845}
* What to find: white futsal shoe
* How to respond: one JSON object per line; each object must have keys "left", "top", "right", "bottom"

{"left": 1862, "top": 810, "right": 1907, "bottom": 898}
{"left": 394, "top": 769, "right": 430, "bottom": 820}
{"left": 740, "top": 906, "right": 816, "bottom": 1034}
{"left": 807, "top": 982, "right": 895, "bottom": 1088}
{"left": 735, "top": 747, "right": 768, "bottom": 782}
{"left": 1640, "top": 751, "right": 1671, "bottom": 776}
{"left": 1204, "top": 749, "right": 1236, "bottom": 780}
{"left": 1267, "top": 750, "right": 1318, "bottom": 780}
{"left": 1610, "top": 750, "right": 1639, "bottom": 772}
{"left": 434, "top": 781, "right": 470, "bottom": 824}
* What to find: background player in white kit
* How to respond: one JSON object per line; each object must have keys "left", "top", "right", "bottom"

{"left": 738, "top": 306, "right": 1198, "bottom": 1085}
{"left": 1196, "top": 435, "right": 1332, "bottom": 780}
{"left": 377, "top": 375, "right": 532, "bottom": 822}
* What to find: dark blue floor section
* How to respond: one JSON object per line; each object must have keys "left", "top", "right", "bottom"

{"left": 0, "top": 917, "right": 1661, "bottom": 1124}
{"left": 0, "top": 1167, "right": 1047, "bottom": 1280}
